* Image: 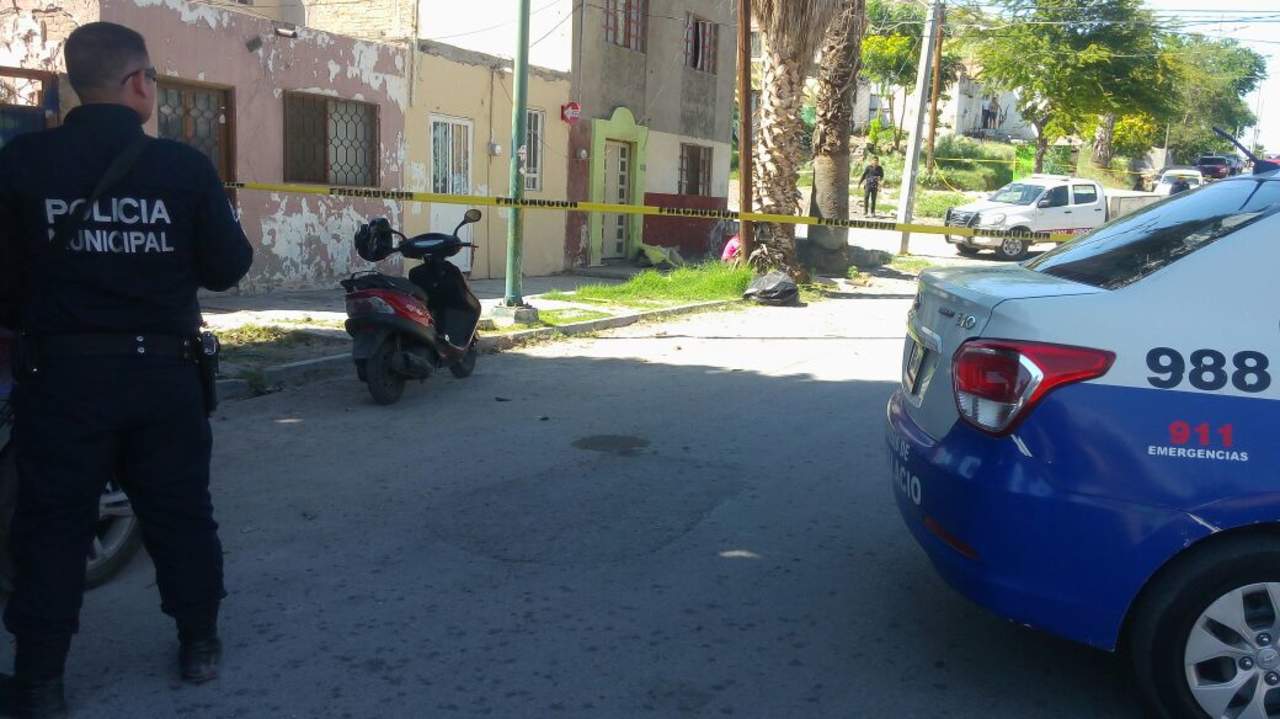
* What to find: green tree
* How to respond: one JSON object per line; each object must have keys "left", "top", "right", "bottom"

{"left": 861, "top": 0, "right": 962, "bottom": 151}
{"left": 972, "top": 0, "right": 1169, "bottom": 172}
{"left": 1160, "top": 35, "right": 1266, "bottom": 163}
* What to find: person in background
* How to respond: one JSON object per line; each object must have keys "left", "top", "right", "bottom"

{"left": 859, "top": 157, "right": 885, "bottom": 216}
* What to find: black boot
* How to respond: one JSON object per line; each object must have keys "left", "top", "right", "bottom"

{"left": 178, "top": 637, "right": 222, "bottom": 684}
{"left": 175, "top": 601, "right": 221, "bottom": 684}
{"left": 0, "top": 674, "right": 68, "bottom": 719}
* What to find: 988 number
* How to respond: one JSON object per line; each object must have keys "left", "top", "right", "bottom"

{"left": 1147, "top": 348, "right": 1271, "bottom": 393}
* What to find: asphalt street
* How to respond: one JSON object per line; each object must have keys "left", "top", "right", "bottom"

{"left": 20, "top": 297, "right": 1141, "bottom": 718}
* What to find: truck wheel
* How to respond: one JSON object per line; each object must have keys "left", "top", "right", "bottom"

{"left": 956, "top": 244, "right": 981, "bottom": 257}
{"left": 1128, "top": 535, "right": 1280, "bottom": 719}
{"left": 365, "top": 337, "right": 406, "bottom": 405}
{"left": 995, "top": 232, "right": 1030, "bottom": 261}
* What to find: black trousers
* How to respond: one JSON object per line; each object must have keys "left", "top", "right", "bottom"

{"left": 864, "top": 186, "right": 879, "bottom": 215}
{"left": 5, "top": 355, "right": 224, "bottom": 640}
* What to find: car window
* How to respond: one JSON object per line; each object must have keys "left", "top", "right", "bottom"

{"left": 1198, "top": 156, "right": 1227, "bottom": 166}
{"left": 990, "top": 183, "right": 1044, "bottom": 205}
{"left": 1072, "top": 184, "right": 1098, "bottom": 205}
{"left": 1027, "top": 179, "right": 1280, "bottom": 289}
{"left": 1042, "top": 186, "right": 1069, "bottom": 208}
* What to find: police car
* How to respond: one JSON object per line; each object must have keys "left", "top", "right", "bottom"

{"left": 888, "top": 168, "right": 1280, "bottom": 718}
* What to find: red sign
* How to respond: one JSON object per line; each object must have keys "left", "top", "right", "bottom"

{"left": 561, "top": 102, "right": 582, "bottom": 124}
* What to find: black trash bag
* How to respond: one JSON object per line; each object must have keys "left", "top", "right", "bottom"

{"left": 743, "top": 271, "right": 800, "bottom": 306}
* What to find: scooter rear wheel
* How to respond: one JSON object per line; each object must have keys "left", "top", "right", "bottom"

{"left": 365, "top": 337, "right": 406, "bottom": 405}
{"left": 449, "top": 342, "right": 478, "bottom": 379}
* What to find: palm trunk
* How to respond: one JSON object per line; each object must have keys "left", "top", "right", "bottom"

{"left": 807, "top": 0, "right": 865, "bottom": 272}
{"left": 752, "top": 42, "right": 810, "bottom": 276}
{"left": 1093, "top": 113, "right": 1116, "bottom": 168}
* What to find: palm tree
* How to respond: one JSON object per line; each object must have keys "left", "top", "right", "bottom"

{"left": 751, "top": 0, "right": 840, "bottom": 276}
{"left": 807, "top": 0, "right": 866, "bottom": 274}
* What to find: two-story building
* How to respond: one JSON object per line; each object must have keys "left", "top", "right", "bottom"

{"left": 297, "top": 0, "right": 740, "bottom": 267}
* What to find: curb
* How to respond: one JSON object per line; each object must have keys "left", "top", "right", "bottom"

{"left": 218, "top": 299, "right": 737, "bottom": 401}
{"left": 478, "top": 300, "right": 735, "bottom": 352}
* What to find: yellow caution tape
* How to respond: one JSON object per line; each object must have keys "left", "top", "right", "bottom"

{"left": 224, "top": 181, "right": 1077, "bottom": 242}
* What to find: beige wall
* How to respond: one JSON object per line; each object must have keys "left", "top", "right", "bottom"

{"left": 647, "top": 130, "right": 731, "bottom": 198}
{"left": 405, "top": 44, "right": 571, "bottom": 279}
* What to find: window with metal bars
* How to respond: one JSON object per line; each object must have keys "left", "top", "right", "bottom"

{"left": 685, "top": 15, "right": 718, "bottom": 74}
{"left": 604, "top": 0, "right": 647, "bottom": 52}
{"left": 157, "top": 81, "right": 233, "bottom": 181}
{"left": 678, "top": 144, "right": 712, "bottom": 196}
{"left": 283, "top": 91, "right": 379, "bottom": 187}
{"left": 525, "top": 109, "right": 544, "bottom": 192}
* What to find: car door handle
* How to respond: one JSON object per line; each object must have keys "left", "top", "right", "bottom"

{"left": 1064, "top": 210, "right": 1072, "bottom": 214}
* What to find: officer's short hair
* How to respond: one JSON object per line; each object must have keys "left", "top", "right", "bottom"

{"left": 64, "top": 22, "right": 149, "bottom": 98}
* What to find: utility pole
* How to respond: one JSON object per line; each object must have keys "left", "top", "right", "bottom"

{"left": 925, "top": 4, "right": 944, "bottom": 171}
{"left": 895, "top": 0, "right": 941, "bottom": 256}
{"left": 736, "top": 0, "right": 755, "bottom": 261}
{"left": 503, "top": 0, "right": 532, "bottom": 308}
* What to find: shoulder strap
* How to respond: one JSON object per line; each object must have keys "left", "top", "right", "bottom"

{"left": 52, "top": 136, "right": 152, "bottom": 254}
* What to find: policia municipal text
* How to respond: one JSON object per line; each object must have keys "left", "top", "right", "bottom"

{"left": 0, "top": 22, "right": 253, "bottom": 717}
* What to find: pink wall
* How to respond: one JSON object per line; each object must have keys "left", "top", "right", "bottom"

{"left": 7, "top": 0, "right": 412, "bottom": 291}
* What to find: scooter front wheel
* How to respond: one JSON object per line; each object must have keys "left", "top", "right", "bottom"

{"left": 365, "top": 337, "right": 406, "bottom": 405}
{"left": 449, "top": 342, "right": 478, "bottom": 379}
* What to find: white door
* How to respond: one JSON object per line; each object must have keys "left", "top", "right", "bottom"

{"left": 602, "top": 140, "right": 632, "bottom": 261}
{"left": 430, "top": 116, "right": 474, "bottom": 272}
{"left": 1071, "top": 183, "right": 1107, "bottom": 230}
{"left": 1035, "top": 185, "right": 1073, "bottom": 233}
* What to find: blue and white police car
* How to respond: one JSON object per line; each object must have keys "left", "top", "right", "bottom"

{"left": 888, "top": 167, "right": 1280, "bottom": 718}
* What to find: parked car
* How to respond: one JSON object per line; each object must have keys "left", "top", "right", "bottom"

{"left": 1154, "top": 167, "right": 1204, "bottom": 196}
{"left": 943, "top": 175, "right": 1108, "bottom": 261}
{"left": 1195, "top": 154, "right": 1232, "bottom": 179}
{"left": 889, "top": 166, "right": 1280, "bottom": 718}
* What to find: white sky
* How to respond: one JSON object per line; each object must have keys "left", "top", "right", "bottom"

{"left": 421, "top": 0, "right": 575, "bottom": 72}
{"left": 1144, "top": 0, "right": 1278, "bottom": 154}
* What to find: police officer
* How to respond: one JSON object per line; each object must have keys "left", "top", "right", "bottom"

{"left": 0, "top": 22, "right": 252, "bottom": 717}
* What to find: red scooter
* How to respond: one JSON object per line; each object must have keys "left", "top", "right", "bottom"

{"left": 341, "top": 211, "right": 483, "bottom": 405}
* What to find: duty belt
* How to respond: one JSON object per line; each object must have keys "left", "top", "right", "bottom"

{"left": 35, "top": 334, "right": 196, "bottom": 360}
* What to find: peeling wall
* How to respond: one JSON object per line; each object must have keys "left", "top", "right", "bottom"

{"left": 4, "top": 0, "right": 411, "bottom": 291}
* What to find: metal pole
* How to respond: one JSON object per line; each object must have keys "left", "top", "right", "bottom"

{"left": 925, "top": 4, "right": 944, "bottom": 171}
{"left": 504, "top": 0, "right": 532, "bottom": 306}
{"left": 895, "top": 0, "right": 940, "bottom": 256}
{"left": 736, "top": 0, "right": 754, "bottom": 261}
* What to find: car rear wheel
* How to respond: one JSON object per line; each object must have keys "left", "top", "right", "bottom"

{"left": 1129, "top": 535, "right": 1280, "bottom": 719}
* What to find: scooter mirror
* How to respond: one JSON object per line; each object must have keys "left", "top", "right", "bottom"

{"left": 463, "top": 209, "right": 482, "bottom": 224}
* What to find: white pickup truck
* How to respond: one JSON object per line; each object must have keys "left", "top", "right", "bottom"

{"left": 943, "top": 174, "right": 1159, "bottom": 260}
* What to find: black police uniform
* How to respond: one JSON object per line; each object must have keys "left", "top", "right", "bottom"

{"left": 0, "top": 104, "right": 252, "bottom": 656}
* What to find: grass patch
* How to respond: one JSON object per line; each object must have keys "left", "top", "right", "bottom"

{"left": 538, "top": 308, "right": 612, "bottom": 327}
{"left": 218, "top": 324, "right": 348, "bottom": 367}
{"left": 547, "top": 263, "right": 753, "bottom": 307}
{"left": 273, "top": 315, "right": 347, "bottom": 329}
{"left": 912, "top": 190, "right": 971, "bottom": 219}
{"left": 889, "top": 255, "right": 936, "bottom": 274}
{"left": 219, "top": 324, "right": 314, "bottom": 348}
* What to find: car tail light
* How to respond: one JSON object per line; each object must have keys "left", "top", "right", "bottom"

{"left": 346, "top": 295, "right": 395, "bottom": 316}
{"left": 953, "top": 340, "right": 1115, "bottom": 434}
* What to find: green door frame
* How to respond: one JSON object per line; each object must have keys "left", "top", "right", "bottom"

{"left": 588, "top": 106, "right": 648, "bottom": 265}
